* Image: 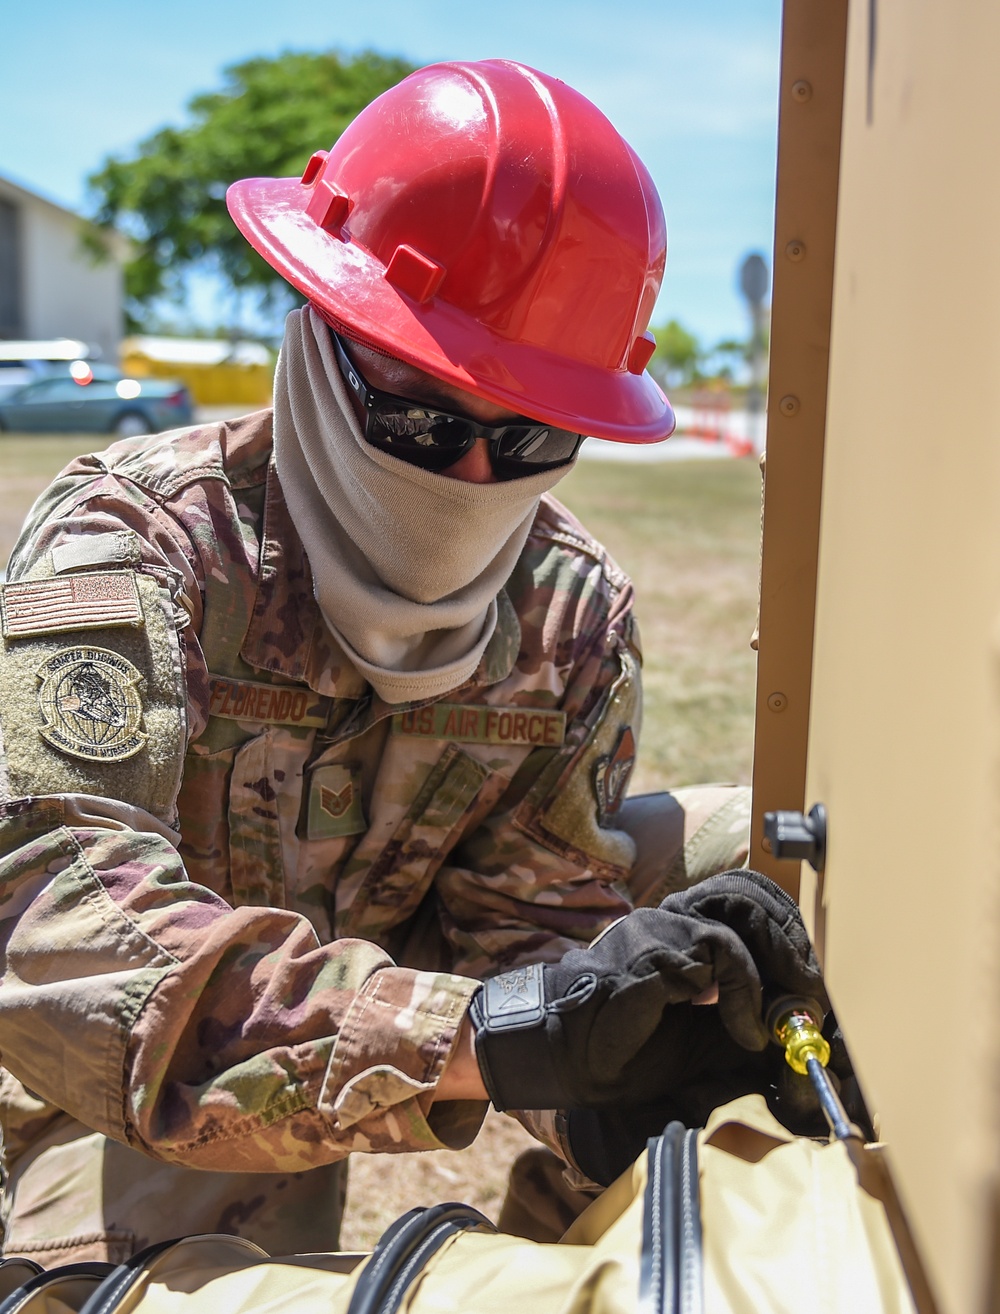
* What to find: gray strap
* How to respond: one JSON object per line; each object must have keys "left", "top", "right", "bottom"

{"left": 477, "top": 962, "right": 546, "bottom": 1030}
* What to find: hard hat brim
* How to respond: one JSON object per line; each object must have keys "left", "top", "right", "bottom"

{"left": 228, "top": 176, "right": 675, "bottom": 443}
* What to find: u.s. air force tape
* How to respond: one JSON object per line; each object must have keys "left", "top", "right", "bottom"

{"left": 208, "top": 675, "right": 330, "bottom": 728}
{"left": 392, "top": 703, "right": 566, "bottom": 747}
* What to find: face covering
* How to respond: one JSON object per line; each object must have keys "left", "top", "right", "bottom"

{"left": 272, "top": 306, "right": 572, "bottom": 704}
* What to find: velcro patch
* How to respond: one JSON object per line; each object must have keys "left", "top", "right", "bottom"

{"left": 392, "top": 703, "right": 565, "bottom": 747}
{"left": 306, "top": 763, "right": 366, "bottom": 840}
{"left": 37, "top": 645, "right": 146, "bottom": 762}
{"left": 50, "top": 530, "right": 140, "bottom": 575}
{"left": 208, "top": 675, "right": 329, "bottom": 728}
{"left": 1, "top": 573, "right": 143, "bottom": 638}
{"left": 0, "top": 571, "right": 186, "bottom": 824}
{"left": 594, "top": 725, "right": 637, "bottom": 824}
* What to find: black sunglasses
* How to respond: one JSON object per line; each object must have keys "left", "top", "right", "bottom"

{"left": 332, "top": 333, "right": 584, "bottom": 480}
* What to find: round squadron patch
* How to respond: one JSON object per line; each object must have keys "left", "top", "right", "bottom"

{"left": 36, "top": 645, "right": 147, "bottom": 762}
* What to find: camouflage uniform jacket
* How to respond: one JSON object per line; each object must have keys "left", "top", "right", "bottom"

{"left": 0, "top": 410, "right": 642, "bottom": 1176}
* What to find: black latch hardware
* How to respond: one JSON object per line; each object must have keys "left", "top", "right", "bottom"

{"left": 763, "top": 802, "right": 827, "bottom": 872}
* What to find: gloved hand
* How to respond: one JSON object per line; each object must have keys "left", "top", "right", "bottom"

{"left": 656, "top": 869, "right": 827, "bottom": 1048}
{"left": 469, "top": 869, "right": 825, "bottom": 1112}
{"left": 568, "top": 1011, "right": 866, "bottom": 1187}
{"left": 566, "top": 1005, "right": 772, "bottom": 1186}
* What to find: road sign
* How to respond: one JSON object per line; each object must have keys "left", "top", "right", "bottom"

{"left": 740, "top": 252, "right": 769, "bottom": 307}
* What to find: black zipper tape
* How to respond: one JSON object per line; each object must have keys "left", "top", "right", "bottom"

{"left": 640, "top": 1122, "right": 704, "bottom": 1314}
{"left": 346, "top": 1201, "right": 497, "bottom": 1314}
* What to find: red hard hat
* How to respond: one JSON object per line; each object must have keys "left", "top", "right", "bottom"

{"left": 227, "top": 59, "right": 674, "bottom": 442}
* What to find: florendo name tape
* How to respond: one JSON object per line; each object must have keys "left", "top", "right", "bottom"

{"left": 393, "top": 703, "right": 566, "bottom": 747}
{"left": 208, "top": 677, "right": 328, "bottom": 728}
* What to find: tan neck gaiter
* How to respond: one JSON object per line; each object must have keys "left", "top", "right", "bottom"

{"left": 272, "top": 306, "right": 570, "bottom": 704}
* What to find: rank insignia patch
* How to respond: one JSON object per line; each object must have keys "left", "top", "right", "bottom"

{"left": 594, "top": 725, "right": 636, "bottom": 825}
{"left": 36, "top": 646, "right": 147, "bottom": 762}
{"left": 307, "top": 764, "right": 366, "bottom": 840}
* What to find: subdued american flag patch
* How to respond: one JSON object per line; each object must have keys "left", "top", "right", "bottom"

{"left": 1, "top": 572, "right": 144, "bottom": 638}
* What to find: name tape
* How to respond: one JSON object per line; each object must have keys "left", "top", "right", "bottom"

{"left": 393, "top": 703, "right": 565, "bottom": 748}
{"left": 2, "top": 572, "right": 143, "bottom": 638}
{"left": 208, "top": 675, "right": 329, "bottom": 729}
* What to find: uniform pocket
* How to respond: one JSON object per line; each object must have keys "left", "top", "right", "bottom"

{"left": 337, "top": 744, "right": 493, "bottom": 940}
{"left": 176, "top": 743, "right": 236, "bottom": 901}
{"left": 228, "top": 730, "right": 286, "bottom": 908}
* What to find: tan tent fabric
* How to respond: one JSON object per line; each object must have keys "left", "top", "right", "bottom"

{"left": 697, "top": 1097, "right": 916, "bottom": 1314}
{"left": 20, "top": 1098, "right": 914, "bottom": 1314}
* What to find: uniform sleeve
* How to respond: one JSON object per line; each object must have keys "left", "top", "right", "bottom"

{"left": 435, "top": 536, "right": 643, "bottom": 979}
{"left": 0, "top": 457, "right": 483, "bottom": 1172}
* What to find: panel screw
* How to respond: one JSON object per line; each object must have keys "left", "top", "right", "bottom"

{"left": 778, "top": 395, "right": 800, "bottom": 417}
{"left": 792, "top": 80, "right": 812, "bottom": 102}
{"left": 767, "top": 692, "right": 788, "bottom": 713}
{"left": 785, "top": 239, "right": 806, "bottom": 262}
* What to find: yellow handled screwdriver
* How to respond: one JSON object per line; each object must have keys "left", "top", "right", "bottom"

{"left": 765, "top": 997, "right": 859, "bottom": 1142}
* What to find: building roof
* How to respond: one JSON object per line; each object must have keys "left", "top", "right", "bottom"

{"left": 0, "top": 170, "right": 129, "bottom": 261}
{"left": 123, "top": 336, "right": 273, "bottom": 367}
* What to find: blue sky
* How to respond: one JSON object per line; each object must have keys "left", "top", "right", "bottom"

{"left": 1, "top": 0, "right": 782, "bottom": 347}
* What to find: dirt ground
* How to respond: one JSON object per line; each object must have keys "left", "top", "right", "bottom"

{"left": 0, "top": 436, "right": 761, "bottom": 1247}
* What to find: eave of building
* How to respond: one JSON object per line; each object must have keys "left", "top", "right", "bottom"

{"left": 0, "top": 170, "right": 129, "bottom": 263}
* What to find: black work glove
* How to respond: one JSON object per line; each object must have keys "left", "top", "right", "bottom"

{"left": 469, "top": 869, "right": 825, "bottom": 1112}
{"left": 568, "top": 1011, "right": 866, "bottom": 1187}
{"left": 656, "top": 869, "right": 827, "bottom": 1049}
{"left": 567, "top": 1005, "right": 772, "bottom": 1185}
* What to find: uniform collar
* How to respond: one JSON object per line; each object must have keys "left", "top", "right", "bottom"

{"left": 241, "top": 458, "right": 521, "bottom": 706}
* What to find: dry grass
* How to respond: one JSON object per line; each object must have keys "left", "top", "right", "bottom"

{"left": 558, "top": 458, "right": 761, "bottom": 791}
{"left": 0, "top": 436, "right": 762, "bottom": 1247}
{"left": 0, "top": 436, "right": 94, "bottom": 572}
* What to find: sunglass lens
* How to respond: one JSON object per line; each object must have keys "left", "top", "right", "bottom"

{"left": 368, "top": 406, "right": 474, "bottom": 469}
{"left": 494, "top": 426, "right": 584, "bottom": 474}
{"left": 367, "top": 401, "right": 582, "bottom": 479}
{"left": 371, "top": 406, "right": 460, "bottom": 446}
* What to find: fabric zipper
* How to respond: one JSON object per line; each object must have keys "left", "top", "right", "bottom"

{"left": 640, "top": 1121, "right": 704, "bottom": 1314}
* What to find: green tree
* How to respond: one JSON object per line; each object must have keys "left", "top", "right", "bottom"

{"left": 649, "top": 318, "right": 702, "bottom": 386}
{"left": 711, "top": 337, "right": 746, "bottom": 381}
{"left": 87, "top": 49, "right": 417, "bottom": 324}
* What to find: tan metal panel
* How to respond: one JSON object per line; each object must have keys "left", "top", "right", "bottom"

{"left": 805, "top": 2, "right": 1000, "bottom": 1310}
{"left": 750, "top": 0, "right": 848, "bottom": 894}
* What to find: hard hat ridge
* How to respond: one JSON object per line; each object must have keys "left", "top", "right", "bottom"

{"left": 227, "top": 58, "right": 675, "bottom": 442}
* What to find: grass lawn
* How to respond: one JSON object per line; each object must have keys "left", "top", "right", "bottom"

{"left": 0, "top": 433, "right": 762, "bottom": 1245}
{"left": 558, "top": 457, "right": 760, "bottom": 790}
{"left": 0, "top": 435, "right": 94, "bottom": 576}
